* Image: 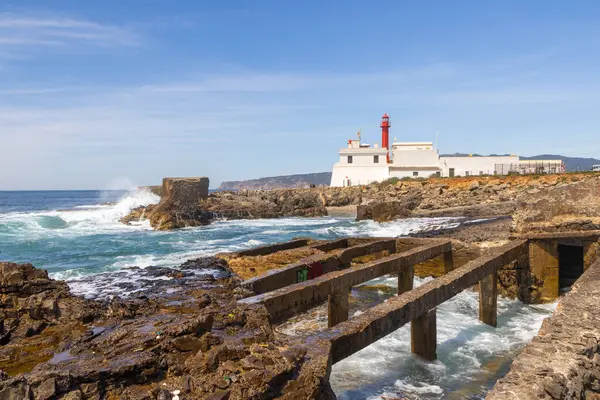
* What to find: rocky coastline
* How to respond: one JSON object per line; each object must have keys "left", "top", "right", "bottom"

{"left": 126, "top": 174, "right": 600, "bottom": 231}
{"left": 0, "top": 258, "right": 333, "bottom": 399}
{"left": 4, "top": 173, "right": 600, "bottom": 399}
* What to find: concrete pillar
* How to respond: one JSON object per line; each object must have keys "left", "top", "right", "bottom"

{"left": 583, "top": 240, "right": 599, "bottom": 271}
{"left": 411, "top": 308, "right": 437, "bottom": 361}
{"left": 529, "top": 239, "right": 559, "bottom": 301}
{"left": 443, "top": 250, "right": 454, "bottom": 273}
{"left": 479, "top": 269, "right": 498, "bottom": 327}
{"left": 328, "top": 288, "right": 350, "bottom": 328}
{"left": 398, "top": 264, "right": 414, "bottom": 295}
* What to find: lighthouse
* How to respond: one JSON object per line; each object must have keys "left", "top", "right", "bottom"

{"left": 381, "top": 113, "right": 391, "bottom": 163}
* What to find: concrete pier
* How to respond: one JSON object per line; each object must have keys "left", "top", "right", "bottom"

{"left": 479, "top": 268, "right": 498, "bottom": 327}
{"left": 397, "top": 264, "right": 414, "bottom": 295}
{"left": 322, "top": 240, "right": 528, "bottom": 364}
{"left": 239, "top": 241, "right": 451, "bottom": 323}
{"left": 242, "top": 238, "right": 398, "bottom": 294}
{"left": 328, "top": 288, "right": 350, "bottom": 328}
{"left": 583, "top": 239, "right": 599, "bottom": 271}
{"left": 444, "top": 250, "right": 454, "bottom": 273}
{"left": 411, "top": 308, "right": 437, "bottom": 361}
{"left": 528, "top": 239, "right": 559, "bottom": 301}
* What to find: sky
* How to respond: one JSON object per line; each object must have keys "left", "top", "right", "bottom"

{"left": 0, "top": 1, "right": 599, "bottom": 190}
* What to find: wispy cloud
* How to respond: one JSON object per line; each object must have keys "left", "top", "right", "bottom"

{"left": 0, "top": 12, "right": 140, "bottom": 56}
{"left": 1, "top": 60, "right": 598, "bottom": 189}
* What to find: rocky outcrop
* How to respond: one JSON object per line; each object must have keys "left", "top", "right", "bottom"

{"left": 487, "top": 258, "right": 600, "bottom": 399}
{"left": 148, "top": 177, "right": 211, "bottom": 230}
{"left": 356, "top": 174, "right": 598, "bottom": 222}
{"left": 0, "top": 262, "right": 104, "bottom": 376}
{"left": 514, "top": 176, "right": 600, "bottom": 233}
{"left": 0, "top": 260, "right": 335, "bottom": 399}
{"left": 126, "top": 184, "right": 329, "bottom": 230}
{"left": 356, "top": 197, "right": 420, "bottom": 222}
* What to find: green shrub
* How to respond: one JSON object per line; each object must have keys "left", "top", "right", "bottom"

{"left": 379, "top": 177, "right": 400, "bottom": 188}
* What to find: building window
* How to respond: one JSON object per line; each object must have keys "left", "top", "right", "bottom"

{"left": 374, "top": 155, "right": 379, "bottom": 164}
{"left": 347, "top": 156, "right": 353, "bottom": 164}
{"left": 436, "top": 171, "right": 441, "bottom": 177}
{"left": 413, "top": 171, "right": 419, "bottom": 177}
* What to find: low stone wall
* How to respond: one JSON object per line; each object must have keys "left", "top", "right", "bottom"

{"left": 487, "top": 258, "right": 600, "bottom": 399}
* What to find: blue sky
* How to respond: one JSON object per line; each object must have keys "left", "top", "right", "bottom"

{"left": 1, "top": 1, "right": 599, "bottom": 189}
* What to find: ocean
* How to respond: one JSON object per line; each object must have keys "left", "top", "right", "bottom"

{"left": 0, "top": 190, "right": 555, "bottom": 399}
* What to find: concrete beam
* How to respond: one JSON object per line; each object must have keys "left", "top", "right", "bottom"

{"left": 397, "top": 264, "right": 414, "bottom": 295}
{"left": 239, "top": 241, "right": 451, "bottom": 322}
{"left": 336, "top": 239, "right": 397, "bottom": 265}
{"left": 411, "top": 308, "right": 437, "bottom": 361}
{"left": 328, "top": 288, "right": 350, "bottom": 328}
{"left": 310, "top": 238, "right": 349, "bottom": 252}
{"left": 235, "top": 238, "right": 310, "bottom": 257}
{"left": 241, "top": 239, "right": 399, "bottom": 295}
{"left": 444, "top": 250, "right": 454, "bottom": 273}
{"left": 583, "top": 240, "right": 599, "bottom": 271}
{"left": 520, "top": 230, "right": 600, "bottom": 240}
{"left": 479, "top": 267, "right": 498, "bottom": 327}
{"left": 529, "top": 239, "right": 559, "bottom": 301}
{"left": 242, "top": 253, "right": 342, "bottom": 295}
{"left": 321, "top": 240, "right": 527, "bottom": 364}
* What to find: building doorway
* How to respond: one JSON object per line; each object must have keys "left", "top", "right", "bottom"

{"left": 558, "top": 244, "right": 584, "bottom": 289}
{"left": 449, "top": 168, "right": 455, "bottom": 177}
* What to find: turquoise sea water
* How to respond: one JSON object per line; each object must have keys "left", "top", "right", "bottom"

{"left": 0, "top": 190, "right": 555, "bottom": 399}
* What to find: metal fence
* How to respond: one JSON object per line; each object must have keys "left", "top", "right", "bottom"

{"left": 494, "top": 161, "right": 565, "bottom": 175}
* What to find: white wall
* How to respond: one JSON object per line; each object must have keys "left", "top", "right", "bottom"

{"left": 440, "top": 156, "right": 519, "bottom": 177}
{"left": 338, "top": 153, "right": 386, "bottom": 166}
{"left": 330, "top": 164, "right": 390, "bottom": 187}
{"left": 389, "top": 168, "right": 441, "bottom": 179}
{"left": 392, "top": 148, "right": 440, "bottom": 167}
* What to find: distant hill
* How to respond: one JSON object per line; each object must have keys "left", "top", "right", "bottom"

{"left": 218, "top": 172, "right": 332, "bottom": 191}
{"left": 218, "top": 155, "right": 600, "bottom": 190}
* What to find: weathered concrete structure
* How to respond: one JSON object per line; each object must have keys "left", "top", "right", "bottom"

{"left": 239, "top": 240, "right": 452, "bottom": 324}
{"left": 320, "top": 240, "right": 527, "bottom": 363}
{"left": 525, "top": 231, "right": 600, "bottom": 302}
{"left": 241, "top": 238, "right": 398, "bottom": 295}
{"left": 487, "top": 258, "right": 600, "bottom": 399}
{"left": 231, "top": 231, "right": 600, "bottom": 397}
{"left": 235, "top": 238, "right": 310, "bottom": 257}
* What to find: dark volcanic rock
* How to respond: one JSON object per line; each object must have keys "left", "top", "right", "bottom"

{"left": 0, "top": 261, "right": 335, "bottom": 399}
{"left": 0, "top": 262, "right": 104, "bottom": 376}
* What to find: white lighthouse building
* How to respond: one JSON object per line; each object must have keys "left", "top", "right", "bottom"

{"left": 330, "top": 114, "right": 565, "bottom": 187}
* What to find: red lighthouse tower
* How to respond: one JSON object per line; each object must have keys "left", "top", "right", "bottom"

{"left": 381, "top": 113, "right": 391, "bottom": 163}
